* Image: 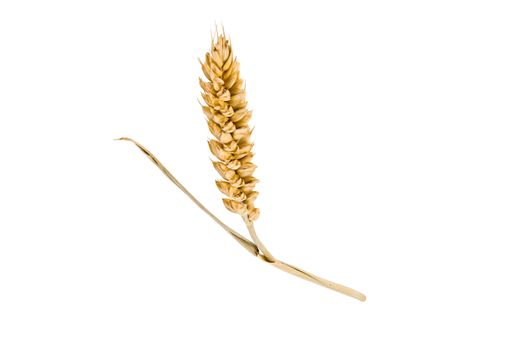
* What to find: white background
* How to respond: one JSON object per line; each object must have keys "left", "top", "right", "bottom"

{"left": 1, "top": 1, "right": 520, "bottom": 349}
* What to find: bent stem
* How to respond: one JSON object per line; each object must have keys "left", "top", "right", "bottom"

{"left": 243, "top": 216, "right": 276, "bottom": 263}
{"left": 118, "top": 137, "right": 366, "bottom": 301}
{"left": 116, "top": 137, "right": 258, "bottom": 257}
{"left": 245, "top": 218, "right": 365, "bottom": 301}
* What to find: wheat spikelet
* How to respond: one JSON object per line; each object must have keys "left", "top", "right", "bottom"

{"left": 199, "top": 34, "right": 260, "bottom": 222}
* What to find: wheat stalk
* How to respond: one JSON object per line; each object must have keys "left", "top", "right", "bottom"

{"left": 117, "top": 29, "right": 366, "bottom": 302}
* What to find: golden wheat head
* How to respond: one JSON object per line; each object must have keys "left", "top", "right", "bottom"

{"left": 199, "top": 34, "right": 259, "bottom": 221}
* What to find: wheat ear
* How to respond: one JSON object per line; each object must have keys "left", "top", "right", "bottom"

{"left": 199, "top": 33, "right": 276, "bottom": 261}
{"left": 117, "top": 31, "right": 366, "bottom": 301}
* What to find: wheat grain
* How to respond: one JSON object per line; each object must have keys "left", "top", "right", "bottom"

{"left": 199, "top": 34, "right": 260, "bottom": 222}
